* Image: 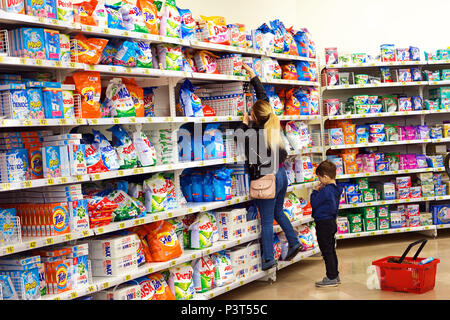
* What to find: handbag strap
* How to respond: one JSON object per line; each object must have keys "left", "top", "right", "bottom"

{"left": 249, "top": 142, "right": 278, "bottom": 175}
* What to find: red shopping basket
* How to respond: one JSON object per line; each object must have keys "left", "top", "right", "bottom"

{"left": 372, "top": 239, "right": 440, "bottom": 294}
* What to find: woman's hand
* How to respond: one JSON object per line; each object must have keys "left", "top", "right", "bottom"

{"left": 243, "top": 112, "right": 250, "bottom": 125}
{"left": 242, "top": 63, "right": 256, "bottom": 78}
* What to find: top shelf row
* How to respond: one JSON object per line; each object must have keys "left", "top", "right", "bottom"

{"left": 324, "top": 60, "right": 450, "bottom": 69}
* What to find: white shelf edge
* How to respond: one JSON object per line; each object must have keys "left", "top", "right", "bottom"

{"left": 336, "top": 225, "right": 436, "bottom": 240}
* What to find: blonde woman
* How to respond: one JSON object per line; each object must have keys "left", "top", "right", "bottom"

{"left": 238, "top": 64, "right": 301, "bottom": 270}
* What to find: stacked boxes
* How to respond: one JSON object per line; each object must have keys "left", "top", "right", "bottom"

{"left": 0, "top": 255, "right": 41, "bottom": 300}
{"left": 216, "top": 208, "right": 247, "bottom": 241}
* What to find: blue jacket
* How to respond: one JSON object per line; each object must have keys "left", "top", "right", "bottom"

{"left": 310, "top": 184, "right": 343, "bottom": 221}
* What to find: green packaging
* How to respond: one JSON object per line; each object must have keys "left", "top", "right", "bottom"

{"left": 347, "top": 213, "right": 363, "bottom": 224}
{"left": 429, "top": 87, "right": 450, "bottom": 100}
{"left": 361, "top": 206, "right": 377, "bottom": 219}
{"left": 377, "top": 205, "right": 389, "bottom": 218}
{"left": 441, "top": 69, "right": 450, "bottom": 81}
{"left": 355, "top": 74, "right": 369, "bottom": 84}
{"left": 364, "top": 218, "right": 377, "bottom": 232}
{"left": 381, "top": 95, "right": 398, "bottom": 112}
{"left": 362, "top": 189, "right": 376, "bottom": 202}
{"left": 350, "top": 223, "right": 363, "bottom": 233}
{"left": 385, "top": 125, "right": 399, "bottom": 141}
{"left": 356, "top": 104, "right": 371, "bottom": 114}
{"left": 356, "top": 178, "right": 369, "bottom": 191}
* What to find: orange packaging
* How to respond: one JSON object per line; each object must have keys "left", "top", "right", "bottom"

{"left": 73, "top": 34, "right": 108, "bottom": 65}
{"left": 122, "top": 78, "right": 145, "bottom": 117}
{"left": 344, "top": 162, "right": 358, "bottom": 174}
{"left": 45, "top": 259, "right": 73, "bottom": 294}
{"left": 344, "top": 134, "right": 356, "bottom": 145}
{"left": 137, "top": 0, "right": 159, "bottom": 35}
{"left": 284, "top": 88, "right": 300, "bottom": 115}
{"left": 200, "top": 16, "right": 230, "bottom": 45}
{"left": 134, "top": 226, "right": 153, "bottom": 262}
{"left": 73, "top": 0, "right": 99, "bottom": 26}
{"left": 142, "top": 221, "right": 182, "bottom": 262}
{"left": 281, "top": 63, "right": 298, "bottom": 80}
{"left": 49, "top": 203, "right": 70, "bottom": 236}
{"left": 278, "top": 88, "right": 286, "bottom": 107}
{"left": 341, "top": 148, "right": 359, "bottom": 154}
{"left": 341, "top": 153, "right": 356, "bottom": 163}
{"left": 149, "top": 273, "right": 176, "bottom": 300}
{"left": 72, "top": 71, "right": 102, "bottom": 119}
{"left": 341, "top": 124, "right": 356, "bottom": 135}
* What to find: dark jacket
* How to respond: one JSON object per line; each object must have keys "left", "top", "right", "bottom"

{"left": 236, "top": 76, "right": 287, "bottom": 181}
{"left": 310, "top": 183, "right": 343, "bottom": 221}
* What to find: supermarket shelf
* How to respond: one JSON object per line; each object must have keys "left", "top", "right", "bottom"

{"left": 429, "top": 137, "right": 450, "bottom": 144}
{"left": 85, "top": 64, "right": 189, "bottom": 78}
{"left": 287, "top": 146, "right": 323, "bottom": 156}
{"left": 191, "top": 72, "right": 249, "bottom": 82}
{"left": 0, "top": 229, "right": 94, "bottom": 257}
{"left": 329, "top": 139, "right": 431, "bottom": 150}
{"left": 434, "top": 195, "right": 450, "bottom": 202}
{"left": 428, "top": 80, "right": 450, "bottom": 86}
{"left": 197, "top": 267, "right": 277, "bottom": 300}
{"left": 279, "top": 115, "right": 321, "bottom": 121}
{"left": 339, "top": 196, "right": 434, "bottom": 210}
{"left": 268, "top": 52, "right": 317, "bottom": 62}
{"left": 262, "top": 78, "right": 320, "bottom": 87}
{"left": 42, "top": 284, "right": 96, "bottom": 301}
{"left": 324, "top": 60, "right": 425, "bottom": 69}
{"left": 336, "top": 225, "right": 436, "bottom": 240}
{"left": 286, "top": 181, "right": 320, "bottom": 192}
{"left": 0, "top": 56, "right": 83, "bottom": 70}
{"left": 326, "top": 110, "right": 429, "bottom": 120}
{"left": 0, "top": 11, "right": 79, "bottom": 30}
{"left": 326, "top": 81, "right": 428, "bottom": 90}
{"left": 277, "top": 247, "right": 320, "bottom": 270}
{"left": 0, "top": 118, "right": 86, "bottom": 128}
{"left": 336, "top": 167, "right": 438, "bottom": 180}
{"left": 190, "top": 40, "right": 264, "bottom": 56}
{"left": 274, "top": 216, "right": 313, "bottom": 234}
{"left": 426, "top": 60, "right": 450, "bottom": 65}
{"left": 436, "top": 224, "right": 450, "bottom": 230}
{"left": 0, "top": 174, "right": 90, "bottom": 193}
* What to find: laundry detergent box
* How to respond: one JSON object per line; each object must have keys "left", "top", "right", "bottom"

{"left": 390, "top": 211, "right": 403, "bottom": 228}
{"left": 337, "top": 216, "right": 349, "bottom": 234}
{"left": 377, "top": 217, "right": 390, "bottom": 230}
{"left": 43, "top": 88, "right": 64, "bottom": 118}
{"left": 377, "top": 205, "right": 389, "bottom": 218}
{"left": 67, "top": 143, "right": 86, "bottom": 176}
{"left": 48, "top": 202, "right": 70, "bottom": 235}
{"left": 25, "top": 0, "right": 47, "bottom": 17}
{"left": 420, "top": 212, "right": 433, "bottom": 226}
{"left": 57, "top": 0, "right": 73, "bottom": 22}
{"left": 2, "top": 0, "right": 25, "bottom": 14}
{"left": 347, "top": 213, "right": 362, "bottom": 224}
{"left": 356, "top": 177, "right": 369, "bottom": 191}
{"left": 62, "top": 90, "right": 75, "bottom": 118}
{"left": 87, "top": 234, "right": 140, "bottom": 259}
{"left": 364, "top": 218, "right": 377, "bottom": 232}
{"left": 69, "top": 199, "right": 89, "bottom": 232}
{"left": 374, "top": 182, "right": 396, "bottom": 200}
{"left": 26, "top": 88, "right": 45, "bottom": 119}
{"left": 91, "top": 253, "right": 139, "bottom": 277}
{"left": 361, "top": 206, "right": 376, "bottom": 219}
{"left": 349, "top": 222, "right": 363, "bottom": 233}
{"left": 20, "top": 27, "right": 46, "bottom": 59}
{"left": 43, "top": 29, "right": 60, "bottom": 61}
{"left": 362, "top": 189, "right": 376, "bottom": 202}
{"left": 431, "top": 205, "right": 450, "bottom": 224}
{"left": 59, "top": 34, "right": 71, "bottom": 64}
{"left": 1, "top": 86, "right": 30, "bottom": 120}
{"left": 42, "top": 146, "right": 61, "bottom": 178}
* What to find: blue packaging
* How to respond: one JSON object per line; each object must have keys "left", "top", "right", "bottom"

{"left": 179, "top": 79, "right": 203, "bottom": 117}
{"left": 0, "top": 275, "right": 18, "bottom": 300}
{"left": 180, "top": 172, "right": 193, "bottom": 202}
{"left": 375, "top": 161, "right": 389, "bottom": 172}
{"left": 411, "top": 96, "right": 423, "bottom": 110}
{"left": 20, "top": 28, "right": 46, "bottom": 60}
{"left": 43, "top": 88, "right": 64, "bottom": 118}
{"left": 409, "top": 46, "right": 421, "bottom": 61}
{"left": 3, "top": 149, "right": 29, "bottom": 182}
{"left": 46, "top": 0, "right": 57, "bottom": 19}
{"left": 9, "top": 89, "right": 30, "bottom": 119}
{"left": 431, "top": 205, "right": 450, "bottom": 225}
{"left": 203, "top": 124, "right": 225, "bottom": 160}
{"left": 0, "top": 268, "right": 40, "bottom": 300}
{"left": 43, "top": 29, "right": 60, "bottom": 61}
{"left": 411, "top": 68, "right": 422, "bottom": 81}
{"left": 295, "top": 61, "right": 311, "bottom": 81}
{"left": 294, "top": 91, "right": 310, "bottom": 115}
{"left": 191, "top": 172, "right": 204, "bottom": 202}
{"left": 105, "top": 5, "right": 126, "bottom": 30}
{"left": 344, "top": 184, "right": 358, "bottom": 195}
{"left": 42, "top": 146, "right": 61, "bottom": 178}
{"left": 213, "top": 168, "right": 233, "bottom": 202}
{"left": 0, "top": 208, "right": 17, "bottom": 244}
{"left": 202, "top": 172, "right": 214, "bottom": 202}
{"left": 293, "top": 31, "right": 308, "bottom": 57}
{"left": 27, "top": 88, "right": 45, "bottom": 119}
{"left": 178, "top": 8, "right": 195, "bottom": 40}
{"left": 193, "top": 127, "right": 204, "bottom": 162}
{"left": 113, "top": 41, "right": 139, "bottom": 67}
{"left": 346, "top": 193, "right": 361, "bottom": 204}
{"left": 355, "top": 125, "right": 370, "bottom": 144}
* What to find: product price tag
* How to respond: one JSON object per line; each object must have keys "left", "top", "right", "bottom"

{"left": 82, "top": 230, "right": 89, "bottom": 237}
{"left": 102, "top": 282, "right": 109, "bottom": 289}
{"left": 125, "top": 275, "right": 131, "bottom": 281}
{"left": 370, "top": 232, "right": 375, "bottom": 236}
{"left": 54, "top": 297, "right": 61, "bottom": 300}
{"left": 134, "top": 219, "right": 141, "bottom": 226}
{"left": 113, "top": 118, "right": 119, "bottom": 124}
{"left": 23, "top": 119, "right": 31, "bottom": 126}
{"left": 71, "top": 292, "right": 78, "bottom": 299}
{"left": 2, "top": 183, "right": 10, "bottom": 191}
{"left": 171, "top": 260, "right": 176, "bottom": 266}
{"left": 396, "top": 229, "right": 401, "bottom": 233}
{"left": 76, "top": 118, "right": 84, "bottom": 125}
{"left": 29, "top": 241, "right": 37, "bottom": 249}
{"left": 97, "top": 227, "right": 104, "bottom": 234}
{"left": 90, "top": 119, "right": 98, "bottom": 124}
{"left": 46, "top": 178, "right": 54, "bottom": 185}
{"left": 406, "top": 228, "right": 411, "bottom": 231}
{"left": 54, "top": 61, "right": 62, "bottom": 67}
{"left": 6, "top": 246, "right": 14, "bottom": 254}
{"left": 88, "top": 65, "right": 95, "bottom": 71}
{"left": 76, "top": 175, "right": 83, "bottom": 182}
{"left": 24, "top": 181, "right": 32, "bottom": 188}
{"left": 64, "top": 234, "right": 72, "bottom": 241}
{"left": 70, "top": 62, "right": 77, "bottom": 69}
{"left": 129, "top": 117, "right": 136, "bottom": 123}
{"left": 148, "top": 268, "right": 153, "bottom": 273}
{"left": 119, "top": 222, "right": 125, "bottom": 229}
{"left": 93, "top": 174, "right": 101, "bottom": 180}
{"left": 118, "top": 170, "right": 124, "bottom": 176}
{"left": 88, "top": 286, "right": 95, "bottom": 293}
{"left": 46, "top": 238, "right": 53, "bottom": 245}
{"left": 125, "top": 68, "right": 132, "bottom": 74}
{"left": 60, "top": 177, "right": 67, "bottom": 184}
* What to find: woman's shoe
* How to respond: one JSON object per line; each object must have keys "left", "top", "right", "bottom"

{"left": 262, "top": 259, "right": 277, "bottom": 271}
{"left": 284, "top": 243, "right": 302, "bottom": 261}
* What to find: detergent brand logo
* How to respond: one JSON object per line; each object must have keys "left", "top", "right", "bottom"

{"left": 63, "top": 96, "right": 73, "bottom": 105}
{"left": 175, "top": 270, "right": 193, "bottom": 281}
{"left": 53, "top": 206, "right": 68, "bottom": 232}
{"left": 31, "top": 151, "right": 43, "bottom": 174}
{"left": 182, "top": 12, "right": 194, "bottom": 25}
{"left": 56, "top": 263, "right": 69, "bottom": 290}
{"left": 24, "top": 279, "right": 37, "bottom": 291}
{"left": 29, "top": 100, "right": 42, "bottom": 110}
{"left": 159, "top": 231, "right": 176, "bottom": 247}
{"left": 7, "top": 0, "right": 23, "bottom": 7}
{"left": 199, "top": 221, "right": 213, "bottom": 231}
{"left": 58, "top": 0, "right": 71, "bottom": 8}
{"left": 213, "top": 25, "right": 227, "bottom": 36}
{"left": 143, "top": 9, "right": 156, "bottom": 24}
{"left": 81, "top": 87, "right": 95, "bottom": 105}
{"left": 140, "top": 280, "right": 155, "bottom": 300}
{"left": 30, "top": 0, "right": 43, "bottom": 7}
{"left": 151, "top": 278, "right": 164, "bottom": 295}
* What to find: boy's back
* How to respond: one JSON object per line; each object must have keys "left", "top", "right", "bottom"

{"left": 310, "top": 183, "right": 343, "bottom": 221}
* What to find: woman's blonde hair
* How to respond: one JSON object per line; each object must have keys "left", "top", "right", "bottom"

{"left": 251, "top": 100, "right": 284, "bottom": 150}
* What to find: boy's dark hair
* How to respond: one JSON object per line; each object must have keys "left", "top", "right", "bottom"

{"left": 316, "top": 160, "right": 337, "bottom": 179}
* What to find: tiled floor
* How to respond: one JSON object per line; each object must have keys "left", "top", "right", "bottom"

{"left": 216, "top": 230, "right": 450, "bottom": 300}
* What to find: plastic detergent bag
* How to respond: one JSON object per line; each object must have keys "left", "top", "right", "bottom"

{"left": 72, "top": 71, "right": 102, "bottom": 118}
{"left": 143, "top": 87, "right": 156, "bottom": 116}
{"left": 168, "top": 262, "right": 195, "bottom": 300}
{"left": 203, "top": 124, "right": 225, "bottom": 160}
{"left": 264, "top": 85, "right": 283, "bottom": 116}
{"left": 83, "top": 135, "right": 107, "bottom": 173}
{"left": 285, "top": 88, "right": 300, "bottom": 115}
{"left": 167, "top": 217, "right": 185, "bottom": 250}
{"left": 159, "top": 0, "right": 181, "bottom": 38}
{"left": 113, "top": 41, "right": 139, "bottom": 67}
{"left": 281, "top": 63, "right": 298, "bottom": 80}
{"left": 179, "top": 79, "right": 203, "bottom": 117}
{"left": 189, "top": 212, "right": 214, "bottom": 249}
{"left": 273, "top": 233, "right": 282, "bottom": 260}
{"left": 117, "top": 1, "right": 148, "bottom": 33}
{"left": 178, "top": 7, "right": 195, "bottom": 40}
{"left": 101, "top": 40, "right": 121, "bottom": 65}
{"left": 145, "top": 220, "right": 183, "bottom": 262}
{"left": 278, "top": 232, "right": 289, "bottom": 260}
{"left": 212, "top": 251, "right": 235, "bottom": 287}
{"left": 135, "top": 40, "right": 153, "bottom": 68}
{"left": 257, "top": 23, "right": 275, "bottom": 53}
{"left": 137, "top": 0, "right": 159, "bottom": 35}
{"left": 180, "top": 171, "right": 193, "bottom": 202}
{"left": 204, "top": 211, "right": 219, "bottom": 243}
{"left": 105, "top": 78, "right": 136, "bottom": 117}
{"left": 284, "top": 121, "right": 302, "bottom": 150}
{"left": 193, "top": 50, "right": 219, "bottom": 74}
{"left": 129, "top": 182, "right": 144, "bottom": 203}
{"left": 293, "top": 31, "right": 308, "bottom": 57}
{"left": 73, "top": 34, "right": 109, "bottom": 65}
{"left": 181, "top": 214, "right": 196, "bottom": 249}
{"left": 107, "top": 189, "right": 143, "bottom": 221}
{"left": 287, "top": 192, "right": 302, "bottom": 218}
{"left": 297, "top": 225, "right": 314, "bottom": 251}
{"left": 93, "top": 129, "right": 120, "bottom": 171}
{"left": 73, "top": 0, "right": 98, "bottom": 26}
{"left": 144, "top": 173, "right": 167, "bottom": 212}
{"left": 192, "top": 256, "right": 215, "bottom": 293}
{"left": 213, "top": 168, "right": 233, "bottom": 201}
{"left": 285, "top": 26, "right": 299, "bottom": 56}
{"left": 105, "top": 5, "right": 126, "bottom": 30}
{"left": 269, "top": 20, "right": 284, "bottom": 53}
{"left": 134, "top": 275, "right": 156, "bottom": 300}
{"left": 107, "top": 124, "right": 138, "bottom": 169}
{"left": 133, "top": 131, "right": 157, "bottom": 167}
{"left": 157, "top": 44, "right": 182, "bottom": 71}
{"left": 200, "top": 16, "right": 230, "bottom": 45}
{"left": 203, "top": 172, "right": 214, "bottom": 202}
{"left": 122, "top": 79, "right": 145, "bottom": 117}
{"left": 191, "top": 172, "right": 204, "bottom": 202}
{"left": 149, "top": 272, "right": 176, "bottom": 300}
{"left": 283, "top": 195, "right": 295, "bottom": 222}
{"left": 163, "top": 172, "right": 177, "bottom": 210}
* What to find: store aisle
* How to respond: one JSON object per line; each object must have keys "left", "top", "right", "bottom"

{"left": 217, "top": 231, "right": 450, "bottom": 300}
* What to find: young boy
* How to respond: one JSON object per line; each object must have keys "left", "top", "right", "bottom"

{"left": 310, "top": 160, "right": 343, "bottom": 287}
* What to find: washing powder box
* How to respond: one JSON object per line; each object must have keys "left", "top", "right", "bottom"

{"left": 69, "top": 200, "right": 90, "bottom": 232}
{"left": 216, "top": 209, "right": 247, "bottom": 226}
{"left": 90, "top": 253, "right": 139, "bottom": 277}
{"left": 43, "top": 134, "right": 82, "bottom": 142}
{"left": 88, "top": 234, "right": 140, "bottom": 259}
{"left": 93, "top": 284, "right": 141, "bottom": 300}
{"left": 68, "top": 144, "right": 87, "bottom": 176}
{"left": 42, "top": 140, "right": 81, "bottom": 147}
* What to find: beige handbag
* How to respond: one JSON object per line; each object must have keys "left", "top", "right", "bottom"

{"left": 249, "top": 146, "right": 277, "bottom": 200}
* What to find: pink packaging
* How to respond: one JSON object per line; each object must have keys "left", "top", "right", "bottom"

{"left": 325, "top": 47, "right": 339, "bottom": 65}
{"left": 406, "top": 204, "right": 420, "bottom": 216}
{"left": 339, "top": 192, "right": 346, "bottom": 205}
{"left": 364, "top": 155, "right": 375, "bottom": 172}
{"left": 369, "top": 124, "right": 385, "bottom": 134}
{"left": 325, "top": 99, "right": 340, "bottom": 116}
{"left": 407, "top": 216, "right": 420, "bottom": 227}
{"left": 410, "top": 186, "right": 422, "bottom": 198}
{"left": 327, "top": 69, "right": 339, "bottom": 86}
{"left": 369, "top": 133, "right": 386, "bottom": 143}
{"left": 399, "top": 154, "right": 408, "bottom": 170}
{"left": 405, "top": 126, "right": 416, "bottom": 140}
{"left": 406, "top": 154, "right": 417, "bottom": 169}
{"left": 398, "top": 126, "right": 406, "bottom": 141}
{"left": 356, "top": 155, "right": 364, "bottom": 172}
{"left": 396, "top": 176, "right": 411, "bottom": 189}
{"left": 397, "top": 187, "right": 410, "bottom": 199}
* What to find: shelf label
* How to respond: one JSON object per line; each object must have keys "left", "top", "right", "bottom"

{"left": 91, "top": 119, "right": 98, "bottom": 124}
{"left": 54, "top": 297, "right": 61, "bottom": 300}
{"left": 152, "top": 215, "right": 159, "bottom": 221}
{"left": 125, "top": 275, "right": 131, "bottom": 281}
{"left": 70, "top": 292, "right": 78, "bottom": 299}
{"left": 76, "top": 175, "right": 83, "bottom": 182}
{"left": 76, "top": 118, "right": 84, "bottom": 125}
{"left": 167, "top": 212, "right": 173, "bottom": 218}
{"left": 59, "top": 118, "right": 66, "bottom": 125}
{"left": 82, "top": 230, "right": 89, "bottom": 237}
{"left": 24, "top": 181, "right": 32, "bottom": 188}
{"left": 119, "top": 222, "right": 125, "bottom": 229}
{"left": 6, "top": 246, "right": 14, "bottom": 254}
{"left": 102, "top": 282, "right": 109, "bottom": 289}
{"left": 396, "top": 229, "right": 401, "bottom": 233}
{"left": 64, "top": 234, "right": 72, "bottom": 241}
{"left": 60, "top": 177, "right": 67, "bottom": 184}
{"left": 47, "top": 178, "right": 54, "bottom": 185}
{"left": 97, "top": 227, "right": 104, "bottom": 234}
{"left": 113, "top": 118, "right": 119, "bottom": 124}
{"left": 2, "top": 183, "right": 11, "bottom": 191}
{"left": 46, "top": 238, "right": 53, "bottom": 245}
{"left": 384, "top": 230, "right": 389, "bottom": 234}
{"left": 88, "top": 286, "right": 95, "bottom": 293}
{"left": 171, "top": 260, "right": 176, "bottom": 266}
{"left": 93, "top": 174, "right": 101, "bottom": 180}
{"left": 29, "top": 241, "right": 37, "bottom": 249}
{"left": 370, "top": 232, "right": 375, "bottom": 235}
{"left": 118, "top": 170, "right": 124, "bottom": 176}
{"left": 148, "top": 268, "right": 154, "bottom": 273}
{"left": 129, "top": 117, "right": 136, "bottom": 123}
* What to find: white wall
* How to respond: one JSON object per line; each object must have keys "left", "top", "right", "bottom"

{"left": 176, "top": 0, "right": 450, "bottom": 62}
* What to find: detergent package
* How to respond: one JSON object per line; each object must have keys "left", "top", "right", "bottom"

{"left": 133, "top": 131, "right": 156, "bottom": 167}
{"left": 107, "top": 189, "right": 143, "bottom": 221}
{"left": 57, "top": 0, "right": 73, "bottom": 22}
{"left": 168, "top": 262, "right": 195, "bottom": 300}
{"left": 212, "top": 251, "right": 235, "bottom": 287}
{"left": 137, "top": 0, "right": 158, "bottom": 34}
{"left": 93, "top": 130, "right": 120, "bottom": 171}
{"left": 105, "top": 79, "right": 136, "bottom": 117}
{"left": 140, "top": 220, "right": 182, "bottom": 262}
{"left": 192, "top": 256, "right": 215, "bottom": 293}
{"left": 73, "top": 71, "right": 102, "bottom": 118}
{"left": 144, "top": 173, "right": 167, "bottom": 212}
{"left": 105, "top": 4, "right": 125, "bottom": 30}
{"left": 203, "top": 124, "right": 225, "bottom": 160}
{"left": 147, "top": 272, "right": 176, "bottom": 300}
{"left": 178, "top": 7, "right": 195, "bottom": 40}
{"left": 159, "top": 0, "right": 181, "bottom": 38}
{"left": 114, "top": 41, "right": 139, "bottom": 67}
{"left": 135, "top": 40, "right": 153, "bottom": 68}
{"left": 200, "top": 16, "right": 230, "bottom": 45}
{"left": 118, "top": 2, "right": 147, "bottom": 33}
{"left": 157, "top": 44, "right": 182, "bottom": 71}
{"left": 72, "top": 34, "right": 108, "bottom": 65}
{"left": 43, "top": 29, "right": 60, "bottom": 61}
{"left": 194, "top": 50, "right": 219, "bottom": 74}
{"left": 297, "top": 225, "right": 314, "bottom": 251}
{"left": 108, "top": 125, "right": 138, "bottom": 169}
{"left": 189, "top": 212, "right": 215, "bottom": 249}
{"left": 265, "top": 85, "right": 283, "bottom": 115}
{"left": 179, "top": 79, "right": 203, "bottom": 117}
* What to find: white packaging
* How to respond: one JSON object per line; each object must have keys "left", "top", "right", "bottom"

{"left": 218, "top": 223, "right": 246, "bottom": 241}
{"left": 93, "top": 284, "right": 141, "bottom": 300}
{"left": 226, "top": 247, "right": 248, "bottom": 267}
{"left": 91, "top": 253, "right": 139, "bottom": 276}
{"left": 59, "top": 34, "right": 71, "bottom": 64}
{"left": 88, "top": 234, "right": 140, "bottom": 259}
{"left": 246, "top": 257, "right": 262, "bottom": 275}
{"left": 246, "top": 219, "right": 260, "bottom": 235}
{"left": 216, "top": 208, "right": 247, "bottom": 227}
{"left": 62, "top": 90, "right": 75, "bottom": 119}
{"left": 68, "top": 144, "right": 87, "bottom": 176}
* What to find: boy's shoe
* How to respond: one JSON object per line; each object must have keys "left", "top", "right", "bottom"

{"left": 262, "top": 259, "right": 277, "bottom": 271}
{"left": 315, "top": 277, "right": 339, "bottom": 287}
{"left": 284, "top": 243, "right": 302, "bottom": 261}
{"left": 336, "top": 276, "right": 341, "bottom": 284}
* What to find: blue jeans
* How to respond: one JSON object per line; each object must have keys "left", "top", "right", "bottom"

{"left": 254, "top": 166, "right": 300, "bottom": 262}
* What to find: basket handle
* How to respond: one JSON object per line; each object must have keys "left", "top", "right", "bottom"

{"left": 397, "top": 239, "right": 427, "bottom": 264}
